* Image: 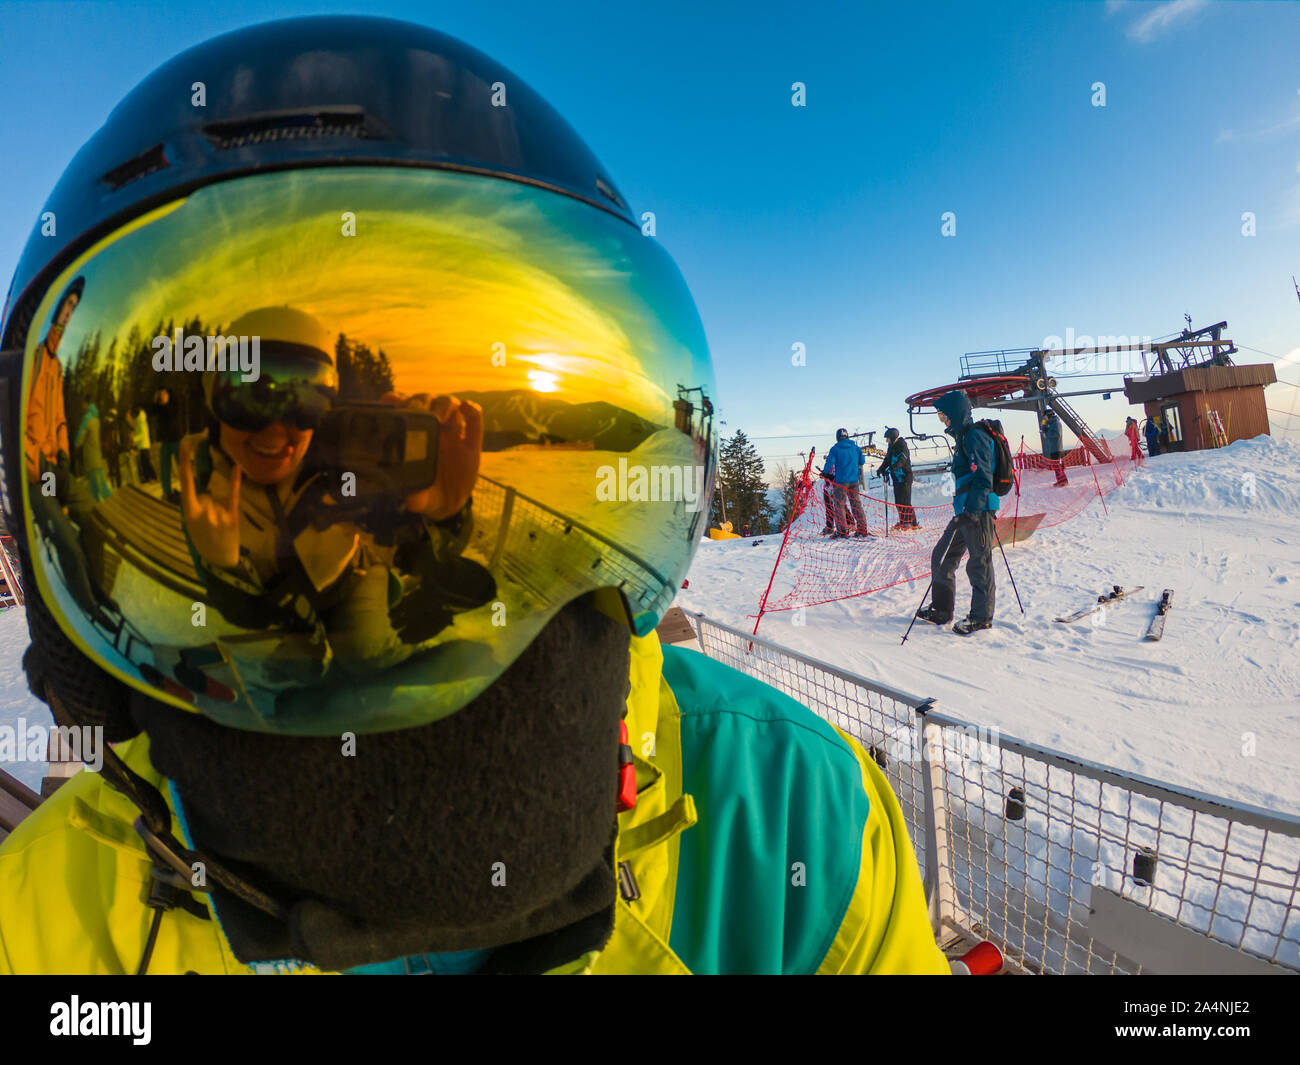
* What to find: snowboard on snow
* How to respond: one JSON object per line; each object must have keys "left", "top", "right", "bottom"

{"left": 1145, "top": 589, "right": 1174, "bottom": 641}
{"left": 1054, "top": 585, "right": 1145, "bottom": 624}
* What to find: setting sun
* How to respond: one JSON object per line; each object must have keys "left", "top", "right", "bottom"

{"left": 527, "top": 369, "right": 560, "bottom": 393}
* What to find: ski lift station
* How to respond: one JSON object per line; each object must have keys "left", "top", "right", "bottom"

{"left": 1118, "top": 322, "right": 1277, "bottom": 452}
{"left": 907, "top": 319, "right": 1277, "bottom": 457}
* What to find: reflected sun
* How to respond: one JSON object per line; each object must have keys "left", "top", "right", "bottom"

{"left": 527, "top": 369, "right": 560, "bottom": 393}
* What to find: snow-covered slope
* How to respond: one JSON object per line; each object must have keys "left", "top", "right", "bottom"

{"left": 2, "top": 437, "right": 1296, "bottom": 816}
{"left": 680, "top": 436, "right": 1300, "bottom": 817}
{"left": 0, "top": 606, "right": 47, "bottom": 792}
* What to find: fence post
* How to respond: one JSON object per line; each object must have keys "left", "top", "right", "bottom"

{"left": 1011, "top": 438, "right": 1025, "bottom": 545}
{"left": 1088, "top": 449, "right": 1110, "bottom": 517}
{"left": 917, "top": 698, "right": 958, "bottom": 938}
{"left": 0, "top": 538, "right": 22, "bottom": 607}
{"left": 488, "top": 487, "right": 516, "bottom": 571}
{"left": 752, "top": 448, "right": 815, "bottom": 641}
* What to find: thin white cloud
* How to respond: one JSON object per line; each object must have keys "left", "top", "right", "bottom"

{"left": 1282, "top": 164, "right": 1300, "bottom": 229}
{"left": 1270, "top": 350, "right": 1300, "bottom": 438}
{"left": 1274, "top": 348, "right": 1300, "bottom": 372}
{"left": 1218, "top": 108, "right": 1300, "bottom": 145}
{"left": 1126, "top": 0, "right": 1209, "bottom": 43}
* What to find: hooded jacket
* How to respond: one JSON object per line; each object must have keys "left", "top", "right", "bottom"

{"left": 934, "top": 391, "right": 998, "bottom": 516}
{"left": 24, "top": 341, "right": 70, "bottom": 482}
{"left": 822, "top": 438, "right": 864, "bottom": 486}
{"left": 0, "top": 631, "right": 948, "bottom": 975}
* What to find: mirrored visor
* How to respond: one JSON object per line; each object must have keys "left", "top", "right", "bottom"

{"left": 19, "top": 167, "right": 715, "bottom": 734}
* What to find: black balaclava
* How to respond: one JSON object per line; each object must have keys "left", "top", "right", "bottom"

{"left": 130, "top": 593, "right": 630, "bottom": 973}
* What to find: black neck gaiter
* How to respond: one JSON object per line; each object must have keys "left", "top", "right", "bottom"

{"left": 131, "top": 596, "right": 630, "bottom": 973}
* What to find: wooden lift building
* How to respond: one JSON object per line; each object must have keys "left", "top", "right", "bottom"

{"left": 1121, "top": 322, "right": 1277, "bottom": 452}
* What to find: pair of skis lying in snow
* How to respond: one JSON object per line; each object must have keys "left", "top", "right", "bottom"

{"left": 1053, "top": 586, "right": 1174, "bottom": 641}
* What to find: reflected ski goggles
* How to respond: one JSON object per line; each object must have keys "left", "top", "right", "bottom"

{"left": 8, "top": 167, "right": 714, "bottom": 735}
{"left": 208, "top": 351, "right": 339, "bottom": 433}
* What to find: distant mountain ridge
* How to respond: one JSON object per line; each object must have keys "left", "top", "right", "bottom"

{"left": 457, "top": 389, "right": 666, "bottom": 452}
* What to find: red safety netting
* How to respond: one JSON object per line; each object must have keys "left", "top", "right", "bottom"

{"left": 0, "top": 536, "right": 22, "bottom": 608}
{"left": 752, "top": 433, "right": 1143, "bottom": 634}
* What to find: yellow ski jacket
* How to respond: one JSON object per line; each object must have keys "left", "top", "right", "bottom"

{"left": 0, "top": 632, "right": 947, "bottom": 975}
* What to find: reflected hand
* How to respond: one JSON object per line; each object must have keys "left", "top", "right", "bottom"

{"left": 382, "top": 392, "right": 483, "bottom": 521}
{"left": 179, "top": 430, "right": 242, "bottom": 569}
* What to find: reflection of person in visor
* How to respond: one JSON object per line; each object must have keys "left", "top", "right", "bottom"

{"left": 23, "top": 277, "right": 113, "bottom": 624}
{"left": 24, "top": 277, "right": 81, "bottom": 484}
{"left": 179, "top": 306, "right": 494, "bottom": 677}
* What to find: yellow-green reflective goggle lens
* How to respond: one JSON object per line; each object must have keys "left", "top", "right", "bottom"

{"left": 21, "top": 167, "right": 714, "bottom": 734}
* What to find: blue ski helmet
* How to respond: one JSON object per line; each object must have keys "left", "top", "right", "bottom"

{"left": 0, "top": 16, "right": 715, "bottom": 737}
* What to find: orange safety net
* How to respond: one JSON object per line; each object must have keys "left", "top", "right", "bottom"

{"left": 752, "top": 434, "right": 1143, "bottom": 633}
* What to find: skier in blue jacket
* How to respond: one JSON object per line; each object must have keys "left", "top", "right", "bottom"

{"left": 1144, "top": 415, "right": 1162, "bottom": 457}
{"left": 821, "top": 429, "right": 871, "bottom": 538}
{"left": 916, "top": 392, "right": 998, "bottom": 635}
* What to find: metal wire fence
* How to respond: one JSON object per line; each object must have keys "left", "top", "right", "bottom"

{"left": 686, "top": 610, "right": 1300, "bottom": 975}
{"left": 467, "top": 476, "right": 670, "bottom": 620}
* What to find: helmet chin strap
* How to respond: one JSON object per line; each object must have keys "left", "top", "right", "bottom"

{"left": 46, "top": 686, "right": 292, "bottom": 926}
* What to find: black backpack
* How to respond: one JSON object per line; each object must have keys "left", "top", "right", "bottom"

{"left": 974, "top": 419, "right": 1016, "bottom": 496}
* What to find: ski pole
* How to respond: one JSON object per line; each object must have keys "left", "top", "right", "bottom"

{"left": 901, "top": 580, "right": 933, "bottom": 645}
{"left": 992, "top": 525, "right": 1024, "bottom": 614}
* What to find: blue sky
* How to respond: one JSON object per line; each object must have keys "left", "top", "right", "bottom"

{"left": 2, "top": 0, "right": 1298, "bottom": 479}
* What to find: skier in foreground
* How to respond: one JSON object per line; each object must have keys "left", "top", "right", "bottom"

{"left": 916, "top": 391, "right": 998, "bottom": 635}
{"left": 0, "top": 16, "right": 945, "bottom": 975}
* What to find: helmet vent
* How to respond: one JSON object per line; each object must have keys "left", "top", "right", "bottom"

{"left": 100, "top": 143, "right": 170, "bottom": 191}
{"left": 595, "top": 176, "right": 624, "bottom": 208}
{"left": 202, "top": 108, "right": 388, "bottom": 150}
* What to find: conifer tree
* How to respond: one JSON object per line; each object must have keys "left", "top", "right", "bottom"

{"left": 712, "top": 430, "right": 773, "bottom": 534}
{"left": 774, "top": 462, "right": 806, "bottom": 531}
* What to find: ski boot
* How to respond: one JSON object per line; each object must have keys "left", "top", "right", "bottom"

{"left": 916, "top": 605, "right": 951, "bottom": 626}
{"left": 953, "top": 617, "right": 992, "bottom": 636}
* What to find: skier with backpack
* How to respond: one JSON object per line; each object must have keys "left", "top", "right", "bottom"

{"left": 876, "top": 427, "right": 918, "bottom": 529}
{"left": 916, "top": 391, "right": 1010, "bottom": 635}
